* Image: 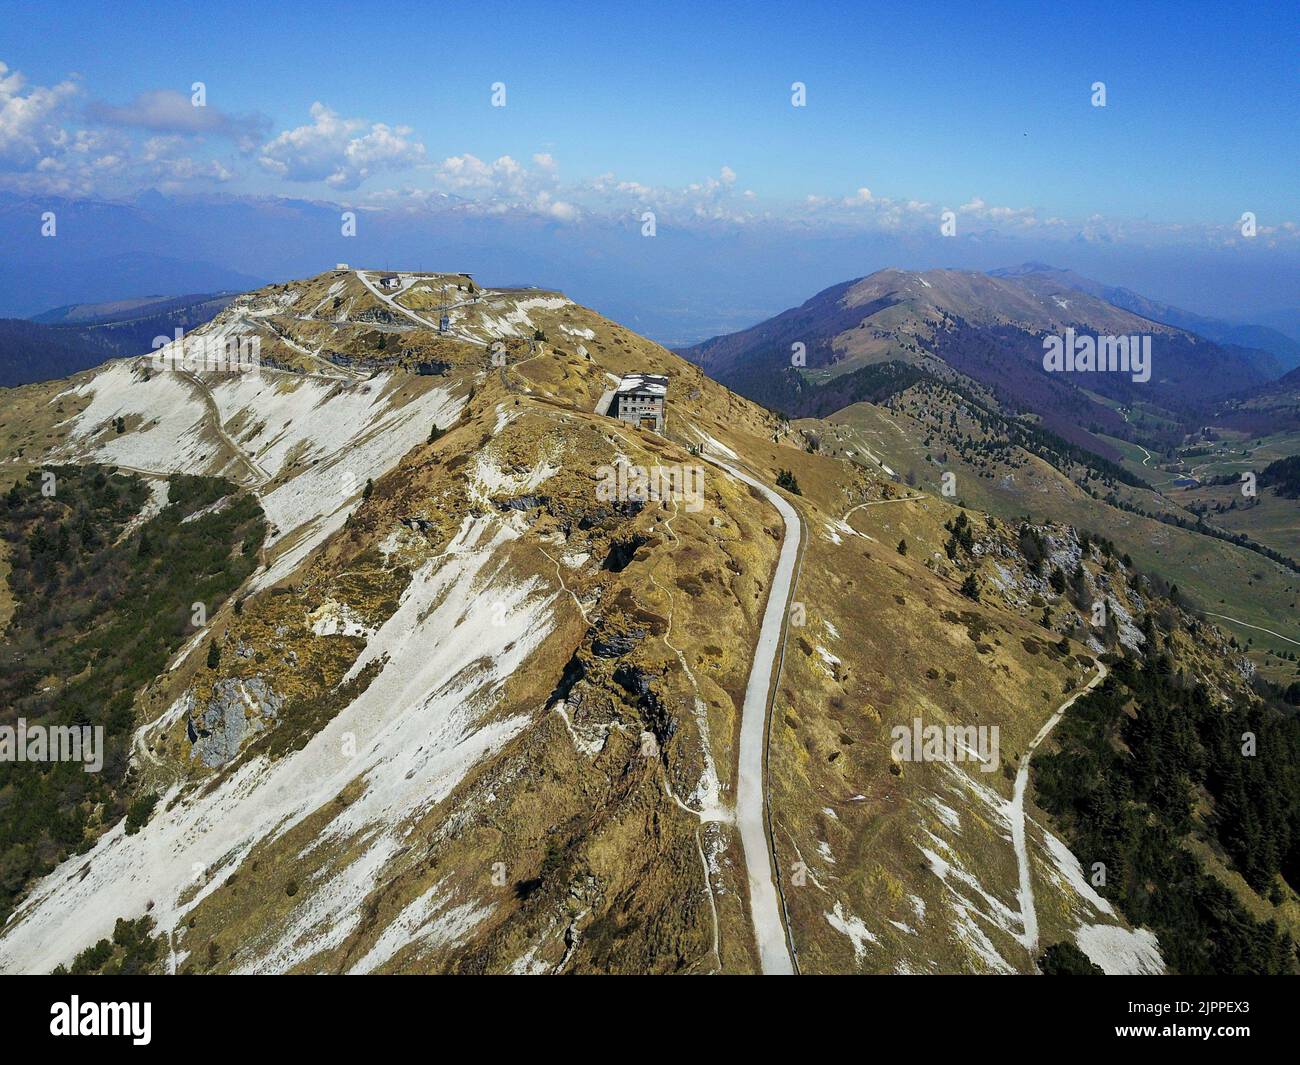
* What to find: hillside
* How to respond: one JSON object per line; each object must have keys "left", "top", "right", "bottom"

{"left": 0, "top": 319, "right": 111, "bottom": 390}
{"left": 1, "top": 292, "right": 234, "bottom": 388}
{"left": 679, "top": 267, "right": 1300, "bottom": 679}
{"left": 801, "top": 380, "right": 1300, "bottom": 684}
{"left": 991, "top": 262, "right": 1298, "bottom": 374}
{"left": 0, "top": 269, "right": 1294, "bottom": 974}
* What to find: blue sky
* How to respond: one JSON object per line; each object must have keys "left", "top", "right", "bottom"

{"left": 3, "top": 0, "right": 1296, "bottom": 225}
{"left": 1, "top": 1, "right": 1297, "bottom": 331}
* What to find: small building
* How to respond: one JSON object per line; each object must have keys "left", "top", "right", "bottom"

{"left": 609, "top": 373, "right": 667, "bottom": 432}
{"left": 379, "top": 274, "right": 401, "bottom": 290}
{"left": 335, "top": 262, "right": 349, "bottom": 270}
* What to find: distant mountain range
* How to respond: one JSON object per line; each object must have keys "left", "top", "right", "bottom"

{"left": 677, "top": 265, "right": 1290, "bottom": 458}
{"left": 990, "top": 262, "right": 1300, "bottom": 372}
{"left": 2, "top": 190, "right": 1296, "bottom": 349}
{"left": 31, "top": 292, "right": 232, "bottom": 326}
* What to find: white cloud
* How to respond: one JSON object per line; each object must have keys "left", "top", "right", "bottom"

{"left": 432, "top": 153, "right": 532, "bottom": 196}
{"left": 579, "top": 165, "right": 749, "bottom": 222}
{"left": 87, "top": 89, "right": 268, "bottom": 150}
{"left": 258, "top": 102, "right": 425, "bottom": 189}
{"left": 421, "top": 152, "right": 580, "bottom": 222}
{"left": 0, "top": 60, "right": 79, "bottom": 168}
{"left": 0, "top": 62, "right": 1292, "bottom": 249}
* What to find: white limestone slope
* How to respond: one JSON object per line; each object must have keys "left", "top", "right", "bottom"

{"left": 54, "top": 358, "right": 463, "bottom": 589}
{"left": 0, "top": 516, "right": 555, "bottom": 974}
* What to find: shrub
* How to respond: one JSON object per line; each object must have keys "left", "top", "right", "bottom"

{"left": 124, "top": 793, "right": 158, "bottom": 836}
{"left": 1039, "top": 942, "right": 1103, "bottom": 975}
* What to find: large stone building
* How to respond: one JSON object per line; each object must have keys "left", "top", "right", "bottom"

{"left": 609, "top": 373, "right": 667, "bottom": 432}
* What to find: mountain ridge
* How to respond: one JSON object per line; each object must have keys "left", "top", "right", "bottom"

{"left": 0, "top": 267, "right": 1293, "bottom": 975}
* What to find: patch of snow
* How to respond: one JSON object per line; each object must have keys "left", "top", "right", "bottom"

{"left": 815, "top": 645, "right": 840, "bottom": 673}
{"left": 1041, "top": 831, "right": 1114, "bottom": 917}
{"left": 349, "top": 880, "right": 494, "bottom": 974}
{"left": 508, "top": 944, "right": 552, "bottom": 975}
{"left": 825, "top": 901, "right": 877, "bottom": 964}
{"left": 168, "top": 628, "right": 207, "bottom": 672}
{"left": 474, "top": 296, "right": 571, "bottom": 340}
{"left": 926, "top": 797, "right": 962, "bottom": 834}
{"left": 116, "top": 477, "right": 170, "bottom": 542}
{"left": 553, "top": 700, "right": 609, "bottom": 758}
{"left": 908, "top": 894, "right": 926, "bottom": 922}
{"left": 493, "top": 403, "right": 519, "bottom": 434}
{"left": 1074, "top": 923, "right": 1164, "bottom": 975}
{"left": 468, "top": 447, "right": 559, "bottom": 506}
{"left": 950, "top": 900, "right": 1016, "bottom": 974}
{"left": 179, "top": 495, "right": 231, "bottom": 524}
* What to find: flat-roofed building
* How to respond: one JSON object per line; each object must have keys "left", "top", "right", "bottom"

{"left": 609, "top": 373, "right": 667, "bottom": 432}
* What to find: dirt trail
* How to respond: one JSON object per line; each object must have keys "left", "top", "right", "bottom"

{"left": 1012, "top": 663, "right": 1108, "bottom": 955}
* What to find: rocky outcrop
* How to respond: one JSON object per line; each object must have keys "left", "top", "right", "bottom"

{"left": 592, "top": 627, "right": 645, "bottom": 659}
{"left": 187, "top": 676, "right": 284, "bottom": 768}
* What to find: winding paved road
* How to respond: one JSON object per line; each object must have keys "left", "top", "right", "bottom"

{"left": 700, "top": 452, "right": 800, "bottom": 975}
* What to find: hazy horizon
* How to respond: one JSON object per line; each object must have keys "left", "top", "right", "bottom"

{"left": 1, "top": 0, "right": 1296, "bottom": 342}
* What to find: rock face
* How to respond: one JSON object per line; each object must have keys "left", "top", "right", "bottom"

{"left": 354, "top": 308, "right": 403, "bottom": 326}
{"left": 592, "top": 627, "right": 645, "bottom": 659}
{"left": 187, "top": 677, "right": 283, "bottom": 768}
